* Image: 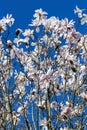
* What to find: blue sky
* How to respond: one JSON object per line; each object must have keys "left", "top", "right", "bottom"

{"left": 0, "top": 0, "right": 87, "bottom": 31}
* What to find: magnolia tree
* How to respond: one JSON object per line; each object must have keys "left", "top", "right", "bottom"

{"left": 0, "top": 6, "right": 87, "bottom": 130}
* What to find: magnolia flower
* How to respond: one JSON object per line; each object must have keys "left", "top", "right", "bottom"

{"left": 3, "top": 58, "right": 8, "bottom": 66}
{"left": 0, "top": 20, "right": 6, "bottom": 32}
{"left": 13, "top": 47, "right": 27, "bottom": 64}
{"left": 3, "top": 14, "right": 14, "bottom": 27}
{"left": 14, "top": 85, "right": 25, "bottom": 96}
{"left": 14, "top": 37, "right": 29, "bottom": 46}
{"left": 7, "top": 40, "right": 12, "bottom": 47}
{"left": 17, "top": 102, "right": 28, "bottom": 114}
{"left": 81, "top": 14, "right": 87, "bottom": 25}
{"left": 43, "top": 17, "right": 58, "bottom": 32}
{"left": 65, "top": 29, "right": 82, "bottom": 44}
{"left": 14, "top": 72, "right": 28, "bottom": 96}
{"left": 74, "top": 5, "right": 83, "bottom": 18}
{"left": 40, "top": 68, "right": 53, "bottom": 82}
{"left": 67, "top": 75, "right": 75, "bottom": 86}
{"left": 80, "top": 92, "right": 87, "bottom": 101}
{"left": 15, "top": 72, "right": 27, "bottom": 84}
{"left": 41, "top": 34, "right": 48, "bottom": 43}
{"left": 80, "top": 65, "right": 86, "bottom": 72}
{"left": 27, "top": 89, "right": 37, "bottom": 101}
{"left": 23, "top": 29, "right": 34, "bottom": 39}
{"left": 30, "top": 18, "right": 42, "bottom": 28}
{"left": 61, "top": 106, "right": 72, "bottom": 116}
{"left": 30, "top": 9, "right": 47, "bottom": 29}
{"left": 17, "top": 106, "right": 24, "bottom": 114}
{"left": 61, "top": 18, "right": 75, "bottom": 30}
{"left": 50, "top": 101, "right": 57, "bottom": 110}
{"left": 33, "top": 8, "right": 47, "bottom": 19}
{"left": 37, "top": 100, "right": 46, "bottom": 110}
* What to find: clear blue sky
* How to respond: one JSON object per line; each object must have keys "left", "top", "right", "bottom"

{"left": 0, "top": 0, "right": 87, "bottom": 31}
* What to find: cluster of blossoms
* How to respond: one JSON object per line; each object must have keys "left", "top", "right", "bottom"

{"left": 0, "top": 14, "right": 14, "bottom": 33}
{"left": 0, "top": 6, "right": 87, "bottom": 130}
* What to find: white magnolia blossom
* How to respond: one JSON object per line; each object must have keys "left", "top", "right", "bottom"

{"left": 0, "top": 20, "right": 6, "bottom": 32}
{"left": 15, "top": 72, "right": 28, "bottom": 86}
{"left": 43, "top": 17, "right": 59, "bottom": 32}
{"left": 80, "top": 92, "right": 87, "bottom": 101}
{"left": 74, "top": 5, "right": 83, "bottom": 18}
{"left": 17, "top": 101, "right": 28, "bottom": 114}
{"left": 14, "top": 37, "right": 29, "bottom": 46}
{"left": 33, "top": 8, "right": 47, "bottom": 19}
{"left": 50, "top": 101, "right": 57, "bottom": 110}
{"left": 81, "top": 14, "right": 87, "bottom": 25}
{"left": 23, "top": 29, "right": 34, "bottom": 38}
{"left": 61, "top": 106, "right": 73, "bottom": 116}
{"left": 17, "top": 106, "right": 24, "bottom": 114}
{"left": 2, "top": 14, "right": 14, "bottom": 27}
{"left": 30, "top": 8, "right": 47, "bottom": 28}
